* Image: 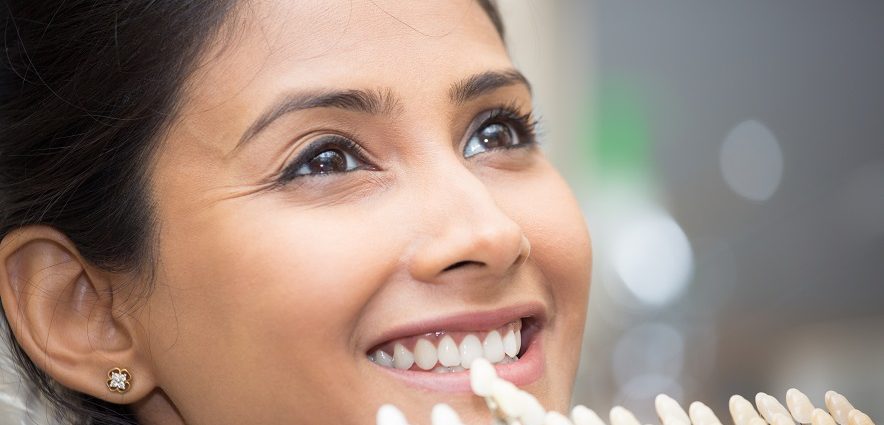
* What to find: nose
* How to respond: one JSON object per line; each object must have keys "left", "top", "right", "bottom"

{"left": 407, "top": 157, "right": 531, "bottom": 284}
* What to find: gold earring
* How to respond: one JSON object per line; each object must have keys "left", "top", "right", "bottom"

{"left": 106, "top": 368, "right": 131, "bottom": 393}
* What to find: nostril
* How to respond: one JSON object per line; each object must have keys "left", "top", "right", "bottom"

{"left": 442, "top": 260, "right": 480, "bottom": 272}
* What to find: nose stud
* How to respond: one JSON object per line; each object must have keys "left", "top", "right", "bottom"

{"left": 106, "top": 367, "right": 131, "bottom": 393}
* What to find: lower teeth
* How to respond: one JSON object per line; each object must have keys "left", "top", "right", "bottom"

{"left": 429, "top": 355, "right": 519, "bottom": 373}
{"left": 432, "top": 365, "right": 466, "bottom": 373}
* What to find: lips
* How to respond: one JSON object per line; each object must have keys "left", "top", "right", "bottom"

{"left": 364, "top": 302, "right": 547, "bottom": 392}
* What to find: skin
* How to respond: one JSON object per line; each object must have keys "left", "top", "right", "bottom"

{"left": 0, "top": 1, "right": 592, "bottom": 424}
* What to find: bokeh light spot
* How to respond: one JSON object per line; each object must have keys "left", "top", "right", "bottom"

{"left": 720, "top": 119, "right": 784, "bottom": 202}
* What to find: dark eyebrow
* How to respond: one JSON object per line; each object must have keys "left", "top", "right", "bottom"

{"left": 235, "top": 69, "right": 531, "bottom": 150}
{"left": 449, "top": 69, "right": 532, "bottom": 105}
{"left": 236, "top": 88, "right": 400, "bottom": 149}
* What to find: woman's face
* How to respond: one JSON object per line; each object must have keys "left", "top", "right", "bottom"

{"left": 140, "top": 0, "right": 592, "bottom": 423}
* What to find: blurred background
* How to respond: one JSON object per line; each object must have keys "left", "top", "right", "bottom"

{"left": 500, "top": 0, "right": 884, "bottom": 421}
{"left": 0, "top": 1, "right": 881, "bottom": 424}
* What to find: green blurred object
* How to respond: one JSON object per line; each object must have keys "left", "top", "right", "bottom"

{"left": 587, "top": 78, "right": 651, "bottom": 181}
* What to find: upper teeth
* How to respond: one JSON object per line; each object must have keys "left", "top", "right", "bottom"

{"left": 368, "top": 321, "right": 523, "bottom": 372}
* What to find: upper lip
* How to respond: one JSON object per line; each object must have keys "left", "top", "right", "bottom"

{"left": 364, "top": 301, "right": 548, "bottom": 353}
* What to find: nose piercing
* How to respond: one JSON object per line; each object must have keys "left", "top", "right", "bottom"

{"left": 106, "top": 368, "right": 131, "bottom": 393}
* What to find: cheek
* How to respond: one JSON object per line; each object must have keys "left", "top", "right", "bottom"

{"left": 157, "top": 197, "right": 396, "bottom": 336}
{"left": 145, "top": 195, "right": 402, "bottom": 408}
{"left": 493, "top": 164, "right": 593, "bottom": 313}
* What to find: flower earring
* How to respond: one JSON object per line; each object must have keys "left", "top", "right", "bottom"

{"left": 106, "top": 368, "right": 131, "bottom": 393}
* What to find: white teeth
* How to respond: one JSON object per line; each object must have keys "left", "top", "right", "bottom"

{"left": 503, "top": 329, "right": 519, "bottom": 357}
{"left": 393, "top": 343, "right": 414, "bottom": 370}
{"left": 432, "top": 365, "right": 466, "bottom": 373}
{"left": 370, "top": 325, "right": 524, "bottom": 371}
{"left": 483, "top": 330, "right": 505, "bottom": 363}
{"left": 437, "top": 335, "right": 460, "bottom": 367}
{"left": 374, "top": 350, "right": 394, "bottom": 368}
{"left": 414, "top": 338, "right": 438, "bottom": 370}
{"left": 459, "top": 334, "right": 483, "bottom": 369}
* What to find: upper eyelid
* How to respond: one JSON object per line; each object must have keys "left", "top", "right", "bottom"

{"left": 280, "top": 104, "right": 535, "bottom": 170}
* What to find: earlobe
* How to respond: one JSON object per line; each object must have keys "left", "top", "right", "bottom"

{"left": 0, "top": 226, "right": 156, "bottom": 403}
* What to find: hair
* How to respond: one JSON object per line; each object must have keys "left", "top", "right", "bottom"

{"left": 0, "top": 1, "right": 505, "bottom": 424}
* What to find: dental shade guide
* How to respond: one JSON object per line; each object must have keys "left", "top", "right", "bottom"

{"left": 376, "top": 359, "right": 876, "bottom": 425}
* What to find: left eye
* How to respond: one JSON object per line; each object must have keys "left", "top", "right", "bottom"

{"left": 277, "top": 136, "right": 373, "bottom": 184}
{"left": 292, "top": 147, "right": 361, "bottom": 176}
{"left": 463, "top": 108, "right": 537, "bottom": 159}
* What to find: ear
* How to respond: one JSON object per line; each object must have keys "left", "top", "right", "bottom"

{"left": 0, "top": 225, "right": 156, "bottom": 404}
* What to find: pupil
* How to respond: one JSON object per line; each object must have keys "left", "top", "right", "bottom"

{"left": 309, "top": 149, "right": 346, "bottom": 174}
{"left": 480, "top": 123, "right": 512, "bottom": 149}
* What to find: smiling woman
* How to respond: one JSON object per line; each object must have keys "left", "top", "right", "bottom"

{"left": 0, "top": 1, "right": 592, "bottom": 425}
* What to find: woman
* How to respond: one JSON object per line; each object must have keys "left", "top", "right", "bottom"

{"left": 0, "top": 1, "right": 592, "bottom": 424}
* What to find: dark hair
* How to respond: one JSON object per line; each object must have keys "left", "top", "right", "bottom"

{"left": 0, "top": 1, "right": 504, "bottom": 424}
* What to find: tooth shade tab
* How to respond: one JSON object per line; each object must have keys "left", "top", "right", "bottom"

{"left": 469, "top": 357, "right": 497, "bottom": 397}
{"left": 610, "top": 406, "right": 641, "bottom": 425}
{"left": 847, "top": 410, "right": 874, "bottom": 425}
{"left": 730, "top": 395, "right": 763, "bottom": 425}
{"left": 572, "top": 405, "right": 607, "bottom": 425}
{"left": 756, "top": 392, "right": 793, "bottom": 424}
{"left": 377, "top": 404, "right": 411, "bottom": 425}
{"left": 431, "top": 403, "right": 465, "bottom": 425}
{"left": 545, "top": 411, "right": 575, "bottom": 425}
{"left": 689, "top": 401, "right": 723, "bottom": 425}
{"left": 786, "top": 388, "right": 815, "bottom": 424}
{"left": 813, "top": 409, "right": 837, "bottom": 425}
{"left": 825, "top": 391, "right": 856, "bottom": 425}
{"left": 656, "top": 394, "right": 691, "bottom": 425}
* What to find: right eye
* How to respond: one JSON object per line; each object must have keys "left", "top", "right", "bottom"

{"left": 278, "top": 136, "right": 375, "bottom": 183}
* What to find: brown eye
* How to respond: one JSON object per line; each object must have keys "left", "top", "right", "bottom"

{"left": 304, "top": 149, "right": 348, "bottom": 174}
{"left": 278, "top": 136, "right": 374, "bottom": 184}
{"left": 464, "top": 122, "right": 520, "bottom": 158}
{"left": 463, "top": 106, "right": 539, "bottom": 159}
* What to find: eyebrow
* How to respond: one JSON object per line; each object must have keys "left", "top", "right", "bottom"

{"left": 235, "top": 68, "right": 531, "bottom": 149}
{"left": 448, "top": 69, "right": 532, "bottom": 105}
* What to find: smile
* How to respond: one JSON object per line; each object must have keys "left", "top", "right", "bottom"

{"left": 367, "top": 319, "right": 524, "bottom": 372}
{"left": 365, "top": 303, "right": 546, "bottom": 392}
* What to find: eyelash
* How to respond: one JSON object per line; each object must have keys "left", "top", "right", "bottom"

{"left": 472, "top": 103, "right": 541, "bottom": 154}
{"left": 275, "top": 104, "right": 541, "bottom": 185}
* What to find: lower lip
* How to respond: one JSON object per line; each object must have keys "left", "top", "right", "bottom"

{"left": 372, "top": 331, "right": 545, "bottom": 393}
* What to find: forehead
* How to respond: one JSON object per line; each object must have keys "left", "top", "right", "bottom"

{"left": 180, "top": 0, "right": 510, "bottom": 121}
